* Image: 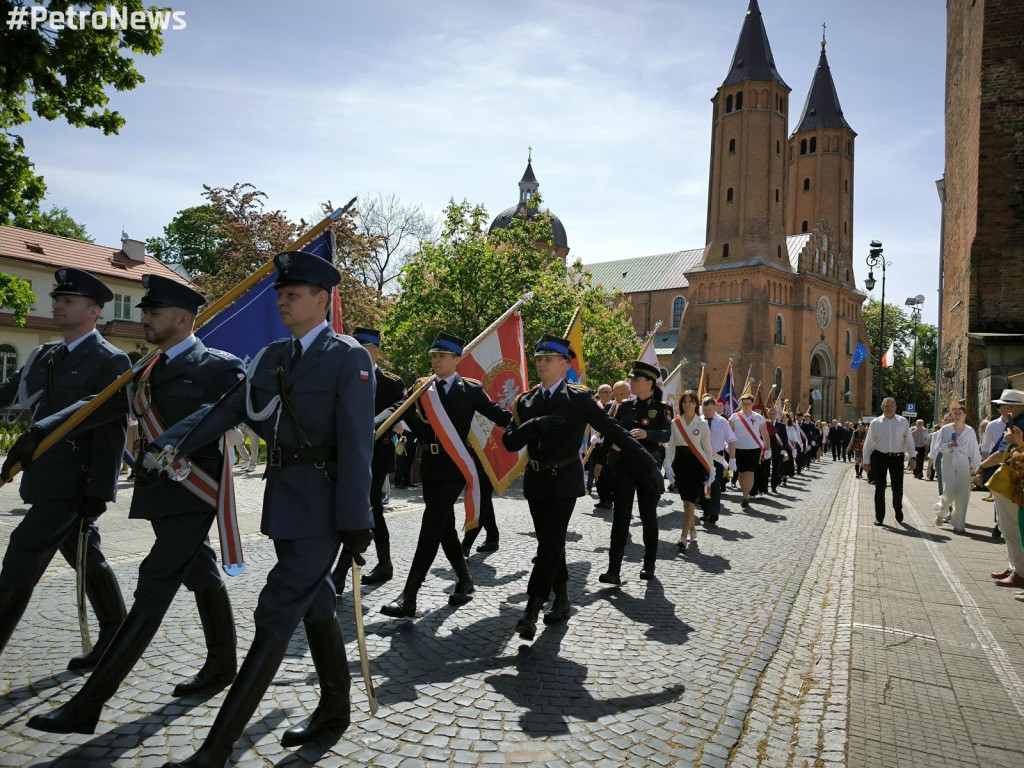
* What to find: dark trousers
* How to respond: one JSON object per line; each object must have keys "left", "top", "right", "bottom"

{"left": 462, "top": 489, "right": 498, "bottom": 548}
{"left": 409, "top": 479, "right": 467, "bottom": 577}
{"left": 831, "top": 440, "right": 841, "bottom": 460}
{"left": 254, "top": 533, "right": 342, "bottom": 644}
{"left": 370, "top": 449, "right": 392, "bottom": 559}
{"left": 698, "top": 468, "right": 723, "bottom": 523}
{"left": 0, "top": 499, "right": 111, "bottom": 590}
{"left": 913, "top": 445, "right": 927, "bottom": 479}
{"left": 526, "top": 496, "right": 576, "bottom": 597}
{"left": 132, "top": 510, "right": 223, "bottom": 615}
{"left": 595, "top": 458, "right": 615, "bottom": 503}
{"left": 610, "top": 468, "right": 660, "bottom": 570}
{"left": 770, "top": 451, "right": 783, "bottom": 490}
{"left": 755, "top": 459, "right": 770, "bottom": 494}
{"left": 870, "top": 452, "right": 906, "bottom": 523}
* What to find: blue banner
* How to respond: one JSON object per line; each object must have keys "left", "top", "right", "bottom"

{"left": 196, "top": 231, "right": 335, "bottom": 365}
{"left": 720, "top": 364, "right": 738, "bottom": 417}
{"left": 851, "top": 342, "right": 868, "bottom": 370}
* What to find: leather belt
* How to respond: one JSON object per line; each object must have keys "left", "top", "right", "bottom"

{"left": 528, "top": 455, "right": 579, "bottom": 473}
{"left": 427, "top": 442, "right": 441, "bottom": 455}
{"left": 268, "top": 446, "right": 337, "bottom": 468}
{"left": 884, "top": 452, "right": 905, "bottom": 457}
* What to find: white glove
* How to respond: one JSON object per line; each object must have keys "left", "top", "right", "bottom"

{"left": 782, "top": 451, "right": 788, "bottom": 458}
{"left": 665, "top": 463, "right": 675, "bottom": 482}
{"left": 728, "top": 458, "right": 737, "bottom": 472}
{"left": 763, "top": 450, "right": 771, "bottom": 460}
{"left": 590, "top": 434, "right": 601, "bottom": 446}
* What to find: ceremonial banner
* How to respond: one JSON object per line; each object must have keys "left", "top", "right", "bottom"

{"left": 197, "top": 230, "right": 340, "bottom": 364}
{"left": 662, "top": 363, "right": 683, "bottom": 408}
{"left": 456, "top": 312, "right": 529, "bottom": 496}
{"left": 639, "top": 336, "right": 660, "bottom": 369}
{"left": 881, "top": 342, "right": 895, "bottom": 368}
{"left": 719, "top": 361, "right": 739, "bottom": 417}
{"left": 697, "top": 363, "right": 707, "bottom": 402}
{"left": 565, "top": 306, "right": 586, "bottom": 385}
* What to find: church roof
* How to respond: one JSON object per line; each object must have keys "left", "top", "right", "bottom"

{"left": 584, "top": 234, "right": 812, "bottom": 292}
{"left": 520, "top": 160, "right": 538, "bottom": 184}
{"left": 488, "top": 205, "right": 568, "bottom": 249}
{"left": 793, "top": 47, "right": 854, "bottom": 134}
{"left": 722, "top": 0, "right": 788, "bottom": 89}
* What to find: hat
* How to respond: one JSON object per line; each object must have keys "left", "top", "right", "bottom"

{"left": 429, "top": 332, "right": 465, "bottom": 356}
{"left": 272, "top": 250, "right": 341, "bottom": 291}
{"left": 534, "top": 333, "right": 576, "bottom": 360}
{"left": 50, "top": 267, "right": 114, "bottom": 307}
{"left": 630, "top": 361, "right": 660, "bottom": 382}
{"left": 994, "top": 389, "right": 1024, "bottom": 406}
{"left": 136, "top": 274, "right": 206, "bottom": 314}
{"left": 353, "top": 327, "right": 381, "bottom": 346}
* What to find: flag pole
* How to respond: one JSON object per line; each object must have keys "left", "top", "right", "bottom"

{"left": 0, "top": 199, "right": 359, "bottom": 488}
{"left": 637, "top": 320, "right": 663, "bottom": 361}
{"left": 562, "top": 304, "right": 583, "bottom": 339}
{"left": 373, "top": 292, "right": 536, "bottom": 440}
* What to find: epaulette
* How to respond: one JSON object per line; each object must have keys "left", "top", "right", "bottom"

{"left": 380, "top": 369, "right": 402, "bottom": 382}
{"left": 567, "top": 382, "right": 591, "bottom": 394}
{"left": 512, "top": 391, "right": 526, "bottom": 425}
{"left": 462, "top": 376, "right": 482, "bottom": 385}
{"left": 207, "top": 348, "right": 235, "bottom": 359}
{"left": 416, "top": 376, "right": 432, "bottom": 387}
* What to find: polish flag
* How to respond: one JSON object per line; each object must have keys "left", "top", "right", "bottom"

{"left": 881, "top": 342, "right": 895, "bottom": 368}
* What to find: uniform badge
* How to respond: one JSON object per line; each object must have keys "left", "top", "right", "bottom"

{"left": 693, "top": 429, "right": 700, "bottom": 436}
{"left": 56, "top": 268, "right": 67, "bottom": 283}
{"left": 142, "top": 275, "right": 151, "bottom": 289}
{"left": 648, "top": 409, "right": 657, "bottom": 418}
{"left": 359, "top": 369, "right": 370, "bottom": 381}
{"left": 641, "top": 418, "right": 650, "bottom": 426}
{"left": 278, "top": 252, "right": 292, "bottom": 269}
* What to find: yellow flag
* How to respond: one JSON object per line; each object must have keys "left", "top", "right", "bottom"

{"left": 564, "top": 306, "right": 585, "bottom": 385}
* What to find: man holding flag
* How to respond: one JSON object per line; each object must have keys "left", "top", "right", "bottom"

{"left": 139, "top": 250, "right": 374, "bottom": 764}
{"left": 27, "top": 275, "right": 246, "bottom": 735}
{"left": 380, "top": 332, "right": 512, "bottom": 619}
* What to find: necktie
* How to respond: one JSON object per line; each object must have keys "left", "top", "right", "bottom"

{"left": 544, "top": 389, "right": 552, "bottom": 402}
{"left": 51, "top": 344, "right": 67, "bottom": 365}
{"left": 437, "top": 379, "right": 447, "bottom": 397}
{"left": 290, "top": 339, "right": 302, "bottom": 370}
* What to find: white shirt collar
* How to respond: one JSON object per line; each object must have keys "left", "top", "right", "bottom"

{"left": 65, "top": 328, "right": 99, "bottom": 352}
{"left": 543, "top": 381, "right": 564, "bottom": 397}
{"left": 293, "top": 321, "right": 329, "bottom": 354}
{"left": 163, "top": 334, "right": 198, "bottom": 361}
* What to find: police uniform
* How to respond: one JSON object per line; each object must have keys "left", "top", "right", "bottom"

{"left": 0, "top": 268, "right": 129, "bottom": 669}
{"left": 380, "top": 332, "right": 512, "bottom": 619}
{"left": 501, "top": 335, "right": 660, "bottom": 640}
{"left": 331, "top": 327, "right": 406, "bottom": 588}
{"left": 153, "top": 251, "right": 375, "bottom": 766}
{"left": 27, "top": 276, "right": 247, "bottom": 735}
{"left": 602, "top": 360, "right": 670, "bottom": 582}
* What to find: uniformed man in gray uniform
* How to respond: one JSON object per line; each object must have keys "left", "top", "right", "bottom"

{"left": 26, "top": 275, "right": 246, "bottom": 735}
{"left": 0, "top": 268, "right": 129, "bottom": 669}
{"left": 151, "top": 251, "right": 374, "bottom": 767}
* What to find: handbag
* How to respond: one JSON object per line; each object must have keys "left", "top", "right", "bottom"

{"left": 986, "top": 463, "right": 1015, "bottom": 502}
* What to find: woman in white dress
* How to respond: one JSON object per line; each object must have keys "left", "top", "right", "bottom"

{"left": 934, "top": 403, "right": 982, "bottom": 533}
{"left": 666, "top": 390, "right": 716, "bottom": 549}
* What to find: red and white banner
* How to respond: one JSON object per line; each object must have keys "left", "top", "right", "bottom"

{"left": 456, "top": 311, "right": 529, "bottom": 496}
{"left": 881, "top": 342, "right": 895, "bottom": 368}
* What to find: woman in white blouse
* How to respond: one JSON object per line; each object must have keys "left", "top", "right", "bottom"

{"left": 934, "top": 403, "right": 982, "bottom": 533}
{"left": 666, "top": 390, "right": 716, "bottom": 549}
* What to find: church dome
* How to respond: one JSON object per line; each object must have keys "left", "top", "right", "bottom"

{"left": 487, "top": 157, "right": 568, "bottom": 251}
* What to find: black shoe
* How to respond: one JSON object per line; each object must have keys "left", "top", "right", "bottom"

{"left": 873, "top": 520, "right": 883, "bottom": 527}
{"left": 639, "top": 565, "right": 655, "bottom": 581}
{"left": 477, "top": 541, "right": 499, "bottom": 553}
{"left": 361, "top": 561, "right": 393, "bottom": 586}
{"left": 740, "top": 499, "right": 749, "bottom": 509}
{"left": 281, "top": 620, "right": 350, "bottom": 747}
{"left": 381, "top": 592, "right": 416, "bottom": 618}
{"left": 461, "top": 542, "right": 472, "bottom": 558}
{"left": 993, "top": 526, "right": 1002, "bottom": 539}
{"left": 67, "top": 568, "right": 127, "bottom": 672}
{"left": 598, "top": 571, "right": 621, "bottom": 586}
{"left": 448, "top": 578, "right": 475, "bottom": 606}
{"left": 516, "top": 596, "right": 545, "bottom": 640}
{"left": 895, "top": 511, "right": 904, "bottom": 524}
{"left": 172, "top": 586, "right": 237, "bottom": 698}
{"left": 543, "top": 584, "right": 570, "bottom": 625}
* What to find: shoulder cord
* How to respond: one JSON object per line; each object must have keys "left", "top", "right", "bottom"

{"left": 16, "top": 345, "right": 45, "bottom": 417}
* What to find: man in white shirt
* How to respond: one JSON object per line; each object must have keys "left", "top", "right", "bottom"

{"left": 863, "top": 397, "right": 917, "bottom": 525}
{"left": 699, "top": 396, "right": 736, "bottom": 527}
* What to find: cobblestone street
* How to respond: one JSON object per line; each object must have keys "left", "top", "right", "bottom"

{"left": 1, "top": 458, "right": 1023, "bottom": 767}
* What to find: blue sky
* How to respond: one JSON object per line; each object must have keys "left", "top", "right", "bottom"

{"left": 19, "top": 0, "right": 945, "bottom": 325}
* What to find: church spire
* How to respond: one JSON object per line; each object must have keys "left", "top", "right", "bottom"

{"left": 518, "top": 151, "right": 539, "bottom": 204}
{"left": 793, "top": 43, "right": 853, "bottom": 133}
{"left": 721, "top": 0, "right": 788, "bottom": 88}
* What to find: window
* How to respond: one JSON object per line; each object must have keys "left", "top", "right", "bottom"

{"left": 113, "top": 294, "right": 132, "bottom": 321}
{"left": 846, "top": 329, "right": 852, "bottom": 355}
{"left": 672, "top": 296, "right": 686, "bottom": 328}
{"left": 800, "top": 139, "right": 807, "bottom": 155}
{"left": 801, "top": 220, "right": 808, "bottom": 233}
{"left": 0, "top": 344, "right": 16, "bottom": 382}
{"left": 776, "top": 140, "right": 780, "bottom": 154}
{"left": 728, "top": 138, "right": 736, "bottom": 154}
{"left": 726, "top": 187, "right": 734, "bottom": 203}
{"left": 735, "top": 91, "right": 743, "bottom": 109}
{"left": 775, "top": 189, "right": 779, "bottom": 203}
{"left": 803, "top": 178, "right": 810, "bottom": 191}
{"left": 810, "top": 356, "right": 822, "bottom": 377}
{"left": 726, "top": 94, "right": 733, "bottom": 112}
{"left": 775, "top": 368, "right": 783, "bottom": 392}
{"left": 774, "top": 315, "right": 784, "bottom": 345}
{"left": 777, "top": 244, "right": 782, "bottom": 259}
{"left": 844, "top": 179, "right": 848, "bottom": 192}
{"left": 844, "top": 376, "right": 852, "bottom": 403}
{"left": 810, "top": 137, "right": 816, "bottom": 153}
{"left": 722, "top": 243, "right": 730, "bottom": 258}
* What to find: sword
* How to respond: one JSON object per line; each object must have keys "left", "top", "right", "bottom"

{"left": 350, "top": 556, "right": 378, "bottom": 714}
{"left": 75, "top": 524, "right": 93, "bottom": 655}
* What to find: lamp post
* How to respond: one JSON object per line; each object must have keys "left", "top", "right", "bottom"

{"left": 905, "top": 294, "right": 925, "bottom": 420}
{"left": 864, "top": 240, "right": 889, "bottom": 413}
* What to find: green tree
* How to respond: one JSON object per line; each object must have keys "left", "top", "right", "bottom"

{"left": 863, "top": 298, "right": 938, "bottom": 421}
{"left": 383, "top": 197, "right": 637, "bottom": 386}
{"left": 21, "top": 205, "right": 93, "bottom": 241}
{"left": 0, "top": 272, "right": 37, "bottom": 326}
{"left": 0, "top": 0, "right": 166, "bottom": 223}
{"left": 147, "top": 204, "right": 225, "bottom": 276}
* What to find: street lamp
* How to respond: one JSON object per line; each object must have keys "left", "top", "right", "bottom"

{"left": 865, "top": 240, "right": 889, "bottom": 412}
{"left": 905, "top": 294, "right": 925, "bottom": 420}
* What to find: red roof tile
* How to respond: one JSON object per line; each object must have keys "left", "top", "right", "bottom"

{"left": 0, "top": 225, "right": 192, "bottom": 287}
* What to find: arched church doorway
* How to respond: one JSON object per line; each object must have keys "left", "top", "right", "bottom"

{"left": 808, "top": 343, "right": 836, "bottom": 423}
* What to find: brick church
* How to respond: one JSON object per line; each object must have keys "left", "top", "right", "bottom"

{"left": 585, "top": 0, "right": 872, "bottom": 423}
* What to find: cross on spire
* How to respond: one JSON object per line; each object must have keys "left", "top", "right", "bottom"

{"left": 821, "top": 21, "right": 827, "bottom": 48}
{"left": 528, "top": 145, "right": 532, "bottom": 162}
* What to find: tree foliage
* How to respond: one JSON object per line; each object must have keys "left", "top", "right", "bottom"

{"left": 147, "top": 205, "right": 224, "bottom": 275}
{"left": 0, "top": 272, "right": 37, "bottom": 326}
{"left": 355, "top": 193, "right": 435, "bottom": 294}
{"left": 863, "top": 298, "right": 938, "bottom": 421}
{"left": 383, "top": 197, "right": 637, "bottom": 386}
{"left": 0, "top": 0, "right": 166, "bottom": 223}
{"left": 19, "top": 205, "right": 93, "bottom": 241}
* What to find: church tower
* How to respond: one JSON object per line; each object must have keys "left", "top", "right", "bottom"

{"left": 786, "top": 38, "right": 856, "bottom": 276}
{"left": 705, "top": 0, "right": 791, "bottom": 267}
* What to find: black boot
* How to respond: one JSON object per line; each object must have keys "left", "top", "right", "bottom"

{"left": 381, "top": 571, "right": 424, "bottom": 618}
{"left": 27, "top": 610, "right": 162, "bottom": 734}
{"left": 281, "top": 619, "right": 351, "bottom": 747}
{"left": 543, "top": 583, "right": 571, "bottom": 625}
{"left": 516, "top": 596, "right": 546, "bottom": 640}
{"left": 172, "top": 586, "right": 237, "bottom": 697}
{"left": 0, "top": 584, "right": 33, "bottom": 658}
{"left": 599, "top": 549, "right": 623, "bottom": 585}
{"left": 161, "top": 628, "right": 288, "bottom": 768}
{"left": 67, "top": 567, "right": 128, "bottom": 671}
{"left": 449, "top": 558, "right": 475, "bottom": 607}
{"left": 362, "top": 541, "right": 393, "bottom": 586}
